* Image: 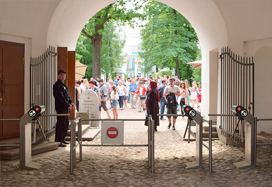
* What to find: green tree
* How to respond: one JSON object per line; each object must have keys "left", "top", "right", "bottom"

{"left": 140, "top": 1, "right": 200, "bottom": 81}
{"left": 76, "top": 21, "right": 126, "bottom": 79}
{"left": 76, "top": 32, "right": 93, "bottom": 79}
{"left": 81, "top": 0, "right": 148, "bottom": 78}
{"left": 101, "top": 21, "right": 126, "bottom": 80}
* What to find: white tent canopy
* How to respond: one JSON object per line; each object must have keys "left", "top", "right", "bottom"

{"left": 187, "top": 60, "right": 202, "bottom": 68}
{"left": 75, "top": 61, "right": 88, "bottom": 80}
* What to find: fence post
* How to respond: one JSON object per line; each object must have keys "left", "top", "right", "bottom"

{"left": 148, "top": 116, "right": 151, "bottom": 168}
{"left": 209, "top": 120, "right": 212, "bottom": 173}
{"left": 70, "top": 118, "right": 75, "bottom": 174}
{"left": 151, "top": 119, "right": 155, "bottom": 174}
{"left": 79, "top": 116, "right": 82, "bottom": 161}
{"left": 254, "top": 117, "right": 257, "bottom": 167}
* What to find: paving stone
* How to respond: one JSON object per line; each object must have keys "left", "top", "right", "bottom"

{"left": 1, "top": 101, "right": 272, "bottom": 186}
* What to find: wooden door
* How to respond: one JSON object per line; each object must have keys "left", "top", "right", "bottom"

{"left": 0, "top": 41, "right": 24, "bottom": 140}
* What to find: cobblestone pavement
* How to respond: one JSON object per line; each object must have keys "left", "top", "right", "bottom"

{"left": 1, "top": 102, "right": 272, "bottom": 187}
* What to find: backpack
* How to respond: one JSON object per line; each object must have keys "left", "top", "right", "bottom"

{"left": 158, "top": 85, "right": 166, "bottom": 98}
{"left": 166, "top": 93, "right": 178, "bottom": 106}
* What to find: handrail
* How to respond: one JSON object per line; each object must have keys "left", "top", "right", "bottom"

{"left": 157, "top": 114, "right": 185, "bottom": 117}
{"left": 208, "top": 114, "right": 236, "bottom": 117}
{"left": 257, "top": 119, "right": 272, "bottom": 121}
{"left": 42, "top": 114, "right": 70, "bottom": 117}
{"left": 0, "top": 143, "right": 20, "bottom": 147}
{"left": 0, "top": 118, "right": 20, "bottom": 121}
{"left": 80, "top": 119, "right": 145, "bottom": 122}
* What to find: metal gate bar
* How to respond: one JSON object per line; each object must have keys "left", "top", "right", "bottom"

{"left": 70, "top": 117, "right": 155, "bottom": 174}
{"left": 220, "top": 47, "right": 254, "bottom": 141}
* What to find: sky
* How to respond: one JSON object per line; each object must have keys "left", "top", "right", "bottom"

{"left": 122, "top": 24, "right": 142, "bottom": 54}
{"left": 121, "top": 0, "right": 147, "bottom": 54}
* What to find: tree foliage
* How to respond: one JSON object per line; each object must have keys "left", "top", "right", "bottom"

{"left": 76, "top": 21, "right": 126, "bottom": 79}
{"left": 80, "top": 0, "right": 149, "bottom": 78}
{"left": 140, "top": 1, "right": 201, "bottom": 82}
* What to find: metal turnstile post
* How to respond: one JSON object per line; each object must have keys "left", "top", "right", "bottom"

{"left": 231, "top": 105, "right": 256, "bottom": 168}
{"left": 183, "top": 106, "right": 203, "bottom": 169}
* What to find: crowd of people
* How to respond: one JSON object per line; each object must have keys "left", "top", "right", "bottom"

{"left": 53, "top": 69, "right": 201, "bottom": 147}
{"left": 75, "top": 74, "right": 202, "bottom": 131}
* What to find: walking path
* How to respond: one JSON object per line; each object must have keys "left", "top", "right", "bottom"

{"left": 1, "top": 102, "right": 272, "bottom": 186}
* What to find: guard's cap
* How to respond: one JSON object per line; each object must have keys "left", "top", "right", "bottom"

{"left": 58, "top": 69, "right": 66, "bottom": 75}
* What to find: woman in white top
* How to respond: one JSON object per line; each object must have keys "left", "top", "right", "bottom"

{"left": 179, "top": 82, "right": 188, "bottom": 116}
{"left": 117, "top": 80, "right": 126, "bottom": 110}
{"left": 191, "top": 81, "right": 200, "bottom": 108}
{"left": 110, "top": 85, "right": 119, "bottom": 119}
{"left": 184, "top": 79, "right": 190, "bottom": 106}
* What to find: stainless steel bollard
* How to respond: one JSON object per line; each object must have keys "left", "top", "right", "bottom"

{"left": 254, "top": 117, "right": 257, "bottom": 167}
{"left": 79, "top": 117, "right": 83, "bottom": 161}
{"left": 148, "top": 116, "right": 151, "bottom": 168}
{"left": 70, "top": 118, "right": 76, "bottom": 174}
{"left": 151, "top": 119, "right": 155, "bottom": 174}
{"left": 209, "top": 120, "right": 212, "bottom": 173}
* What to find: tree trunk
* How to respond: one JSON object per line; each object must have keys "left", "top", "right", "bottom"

{"left": 91, "top": 22, "right": 103, "bottom": 79}
{"left": 173, "top": 9, "right": 180, "bottom": 79}
{"left": 92, "top": 32, "right": 102, "bottom": 79}
{"left": 175, "top": 57, "right": 180, "bottom": 78}
{"left": 187, "top": 65, "right": 190, "bottom": 85}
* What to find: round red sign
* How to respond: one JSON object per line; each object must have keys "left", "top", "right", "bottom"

{"left": 107, "top": 127, "right": 118, "bottom": 139}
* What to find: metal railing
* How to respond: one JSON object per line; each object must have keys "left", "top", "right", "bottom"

{"left": 157, "top": 114, "right": 213, "bottom": 173}
{"left": 70, "top": 116, "right": 155, "bottom": 174}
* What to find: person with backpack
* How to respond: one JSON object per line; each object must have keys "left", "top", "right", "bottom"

{"left": 163, "top": 77, "right": 181, "bottom": 130}
{"left": 158, "top": 79, "right": 167, "bottom": 120}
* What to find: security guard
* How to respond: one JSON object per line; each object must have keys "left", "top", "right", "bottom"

{"left": 53, "top": 70, "right": 75, "bottom": 147}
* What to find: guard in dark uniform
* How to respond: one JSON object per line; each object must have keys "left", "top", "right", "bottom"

{"left": 53, "top": 70, "right": 75, "bottom": 147}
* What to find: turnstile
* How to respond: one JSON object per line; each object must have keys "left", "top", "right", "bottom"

{"left": 231, "top": 105, "right": 256, "bottom": 168}
{"left": 20, "top": 105, "right": 45, "bottom": 170}
{"left": 183, "top": 105, "right": 203, "bottom": 169}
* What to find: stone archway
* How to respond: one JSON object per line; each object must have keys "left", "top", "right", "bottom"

{"left": 46, "top": 0, "right": 228, "bottom": 119}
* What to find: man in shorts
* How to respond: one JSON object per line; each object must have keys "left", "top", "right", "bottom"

{"left": 98, "top": 79, "right": 111, "bottom": 119}
{"left": 163, "top": 77, "right": 181, "bottom": 130}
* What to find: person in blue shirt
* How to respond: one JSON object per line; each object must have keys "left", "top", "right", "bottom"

{"left": 158, "top": 79, "right": 167, "bottom": 120}
{"left": 129, "top": 79, "right": 138, "bottom": 109}
{"left": 113, "top": 77, "right": 118, "bottom": 86}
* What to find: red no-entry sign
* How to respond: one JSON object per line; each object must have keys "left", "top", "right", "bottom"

{"left": 107, "top": 127, "right": 118, "bottom": 139}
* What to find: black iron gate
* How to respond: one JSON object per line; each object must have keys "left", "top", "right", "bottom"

{"left": 220, "top": 47, "right": 254, "bottom": 141}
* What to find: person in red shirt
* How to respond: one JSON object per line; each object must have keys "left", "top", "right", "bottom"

{"left": 135, "top": 81, "right": 147, "bottom": 112}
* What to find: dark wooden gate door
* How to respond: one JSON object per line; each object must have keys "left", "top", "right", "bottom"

{"left": 0, "top": 41, "right": 24, "bottom": 140}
